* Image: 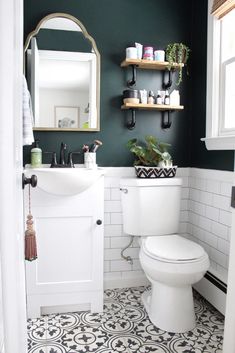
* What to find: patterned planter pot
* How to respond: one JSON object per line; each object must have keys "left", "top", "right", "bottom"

{"left": 134, "top": 165, "right": 177, "bottom": 178}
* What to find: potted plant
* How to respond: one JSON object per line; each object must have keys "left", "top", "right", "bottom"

{"left": 127, "top": 135, "right": 177, "bottom": 178}
{"left": 165, "top": 43, "right": 190, "bottom": 85}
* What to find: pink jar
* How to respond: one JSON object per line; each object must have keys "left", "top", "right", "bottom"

{"left": 143, "top": 46, "right": 154, "bottom": 60}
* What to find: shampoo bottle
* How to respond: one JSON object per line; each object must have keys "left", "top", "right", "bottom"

{"left": 31, "top": 139, "right": 42, "bottom": 168}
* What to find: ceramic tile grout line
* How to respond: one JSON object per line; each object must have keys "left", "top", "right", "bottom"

{"left": 25, "top": 184, "right": 37, "bottom": 261}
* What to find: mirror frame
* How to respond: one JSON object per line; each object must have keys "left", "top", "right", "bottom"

{"left": 24, "top": 12, "right": 100, "bottom": 132}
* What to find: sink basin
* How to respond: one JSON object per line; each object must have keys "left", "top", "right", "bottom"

{"left": 25, "top": 166, "right": 105, "bottom": 196}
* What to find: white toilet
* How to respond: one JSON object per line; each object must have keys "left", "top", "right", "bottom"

{"left": 120, "top": 177, "right": 210, "bottom": 333}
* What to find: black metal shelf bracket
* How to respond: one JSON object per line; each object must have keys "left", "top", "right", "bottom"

{"left": 161, "top": 110, "right": 172, "bottom": 129}
{"left": 126, "top": 109, "right": 136, "bottom": 130}
{"left": 125, "top": 108, "right": 176, "bottom": 130}
{"left": 127, "top": 65, "right": 137, "bottom": 87}
{"left": 162, "top": 69, "right": 173, "bottom": 89}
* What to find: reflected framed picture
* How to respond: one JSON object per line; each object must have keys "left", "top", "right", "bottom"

{"left": 54, "top": 106, "right": 80, "bottom": 128}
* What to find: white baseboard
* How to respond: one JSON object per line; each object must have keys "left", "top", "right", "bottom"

{"left": 193, "top": 276, "right": 226, "bottom": 315}
{"left": 41, "top": 303, "right": 91, "bottom": 315}
{"left": 104, "top": 274, "right": 150, "bottom": 290}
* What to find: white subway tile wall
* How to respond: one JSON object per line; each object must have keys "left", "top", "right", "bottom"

{"left": 188, "top": 168, "right": 234, "bottom": 284}
{"left": 103, "top": 167, "right": 234, "bottom": 287}
{"left": 104, "top": 171, "right": 141, "bottom": 283}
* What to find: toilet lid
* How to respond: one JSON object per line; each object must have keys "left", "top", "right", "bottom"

{"left": 143, "top": 235, "right": 206, "bottom": 262}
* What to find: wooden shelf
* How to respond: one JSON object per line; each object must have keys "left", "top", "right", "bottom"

{"left": 120, "top": 58, "right": 184, "bottom": 70}
{"left": 120, "top": 57, "right": 185, "bottom": 129}
{"left": 121, "top": 103, "right": 184, "bottom": 111}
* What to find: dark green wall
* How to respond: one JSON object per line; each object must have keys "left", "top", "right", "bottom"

{"left": 24, "top": 0, "right": 234, "bottom": 170}
{"left": 35, "top": 29, "right": 92, "bottom": 52}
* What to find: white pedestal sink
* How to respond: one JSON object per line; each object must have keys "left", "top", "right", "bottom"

{"left": 25, "top": 165, "right": 105, "bottom": 196}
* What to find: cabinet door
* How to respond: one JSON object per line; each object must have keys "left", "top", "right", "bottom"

{"left": 25, "top": 177, "right": 104, "bottom": 316}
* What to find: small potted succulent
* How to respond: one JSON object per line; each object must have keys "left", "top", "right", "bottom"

{"left": 165, "top": 42, "right": 190, "bottom": 85}
{"left": 127, "top": 135, "right": 177, "bottom": 178}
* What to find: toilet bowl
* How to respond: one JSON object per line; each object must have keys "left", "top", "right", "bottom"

{"left": 139, "top": 235, "right": 209, "bottom": 333}
{"left": 120, "top": 177, "right": 210, "bottom": 333}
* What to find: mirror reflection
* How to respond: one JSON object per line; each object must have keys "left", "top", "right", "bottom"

{"left": 24, "top": 14, "right": 100, "bottom": 131}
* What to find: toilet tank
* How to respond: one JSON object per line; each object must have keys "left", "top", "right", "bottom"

{"left": 120, "top": 177, "right": 182, "bottom": 236}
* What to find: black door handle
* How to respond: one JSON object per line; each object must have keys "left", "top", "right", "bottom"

{"left": 96, "top": 219, "right": 102, "bottom": 225}
{"left": 22, "top": 173, "right": 37, "bottom": 189}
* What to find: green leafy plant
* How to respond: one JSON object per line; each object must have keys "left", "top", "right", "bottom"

{"left": 165, "top": 43, "right": 190, "bottom": 85}
{"left": 127, "top": 135, "right": 172, "bottom": 167}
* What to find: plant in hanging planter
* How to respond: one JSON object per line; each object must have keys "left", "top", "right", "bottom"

{"left": 165, "top": 43, "right": 190, "bottom": 85}
{"left": 127, "top": 135, "right": 177, "bottom": 178}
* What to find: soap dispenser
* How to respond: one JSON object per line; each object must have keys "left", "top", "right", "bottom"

{"left": 31, "top": 139, "right": 42, "bottom": 168}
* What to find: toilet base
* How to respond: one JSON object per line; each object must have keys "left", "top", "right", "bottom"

{"left": 142, "top": 282, "right": 196, "bottom": 333}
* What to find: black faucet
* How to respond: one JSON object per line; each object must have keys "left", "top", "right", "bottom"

{"left": 59, "top": 142, "right": 67, "bottom": 165}
{"left": 45, "top": 142, "right": 80, "bottom": 168}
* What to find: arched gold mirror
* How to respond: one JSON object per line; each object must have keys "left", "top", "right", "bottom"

{"left": 24, "top": 13, "right": 100, "bottom": 131}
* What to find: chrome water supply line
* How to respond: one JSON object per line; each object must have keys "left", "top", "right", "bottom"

{"left": 120, "top": 187, "right": 133, "bottom": 264}
{"left": 121, "top": 235, "right": 134, "bottom": 265}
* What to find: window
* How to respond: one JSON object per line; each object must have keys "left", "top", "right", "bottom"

{"left": 220, "top": 9, "right": 235, "bottom": 134}
{"left": 202, "top": 0, "right": 235, "bottom": 150}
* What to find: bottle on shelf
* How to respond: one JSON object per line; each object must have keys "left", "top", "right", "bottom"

{"left": 156, "top": 90, "right": 162, "bottom": 105}
{"left": 170, "top": 90, "right": 180, "bottom": 106}
{"left": 147, "top": 90, "right": 155, "bottom": 104}
{"left": 164, "top": 90, "right": 170, "bottom": 105}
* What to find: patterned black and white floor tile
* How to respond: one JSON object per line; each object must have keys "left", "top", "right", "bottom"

{"left": 28, "top": 287, "right": 224, "bottom": 353}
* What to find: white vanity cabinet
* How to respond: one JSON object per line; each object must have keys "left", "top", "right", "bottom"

{"left": 25, "top": 176, "right": 104, "bottom": 318}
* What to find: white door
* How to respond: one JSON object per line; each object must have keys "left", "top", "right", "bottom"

{"left": 0, "top": 0, "right": 27, "bottom": 352}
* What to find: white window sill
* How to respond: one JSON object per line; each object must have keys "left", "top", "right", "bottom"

{"left": 201, "top": 136, "right": 235, "bottom": 150}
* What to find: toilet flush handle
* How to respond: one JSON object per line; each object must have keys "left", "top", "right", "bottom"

{"left": 120, "top": 188, "right": 128, "bottom": 194}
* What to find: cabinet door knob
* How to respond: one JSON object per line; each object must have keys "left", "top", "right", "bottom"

{"left": 96, "top": 219, "right": 102, "bottom": 225}
{"left": 22, "top": 173, "right": 37, "bottom": 189}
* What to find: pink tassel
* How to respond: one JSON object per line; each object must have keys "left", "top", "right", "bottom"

{"left": 25, "top": 214, "right": 37, "bottom": 261}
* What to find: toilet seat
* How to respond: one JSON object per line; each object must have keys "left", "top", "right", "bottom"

{"left": 142, "top": 235, "right": 206, "bottom": 264}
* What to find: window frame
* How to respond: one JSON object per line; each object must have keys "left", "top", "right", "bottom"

{"left": 201, "top": 0, "right": 235, "bottom": 150}
{"left": 219, "top": 57, "right": 235, "bottom": 135}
